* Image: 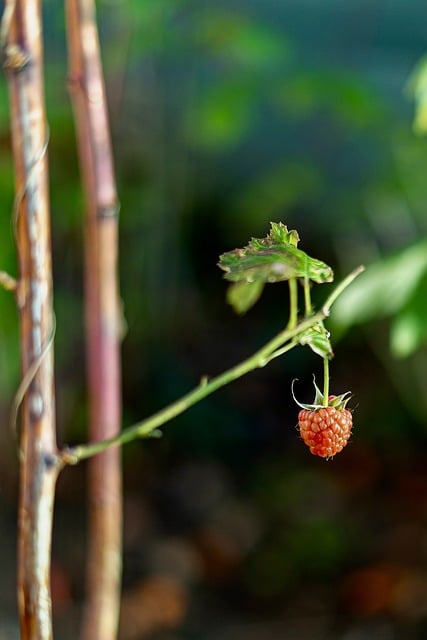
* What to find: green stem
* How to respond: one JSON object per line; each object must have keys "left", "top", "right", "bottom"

{"left": 61, "top": 326, "right": 300, "bottom": 463}
{"left": 322, "top": 357, "right": 329, "bottom": 406}
{"left": 261, "top": 341, "right": 297, "bottom": 366}
{"left": 287, "top": 277, "right": 298, "bottom": 330}
{"left": 322, "top": 264, "right": 364, "bottom": 311}
{"left": 60, "top": 265, "right": 364, "bottom": 465}
{"left": 303, "top": 276, "right": 312, "bottom": 316}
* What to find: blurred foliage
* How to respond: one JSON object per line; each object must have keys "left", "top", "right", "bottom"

{"left": 407, "top": 54, "right": 427, "bottom": 135}
{"left": 2, "top": 1, "right": 427, "bottom": 637}
{"left": 333, "top": 238, "right": 427, "bottom": 357}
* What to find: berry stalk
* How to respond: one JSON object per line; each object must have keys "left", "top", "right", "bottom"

{"left": 323, "top": 357, "right": 330, "bottom": 407}
{"left": 60, "top": 266, "right": 364, "bottom": 465}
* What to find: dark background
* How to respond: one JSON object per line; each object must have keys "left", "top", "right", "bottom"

{"left": 1, "top": 1, "right": 427, "bottom": 638}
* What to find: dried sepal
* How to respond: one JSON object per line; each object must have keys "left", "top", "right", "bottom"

{"left": 292, "top": 377, "right": 352, "bottom": 411}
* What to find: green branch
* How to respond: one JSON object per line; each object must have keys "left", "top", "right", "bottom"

{"left": 60, "top": 265, "right": 364, "bottom": 466}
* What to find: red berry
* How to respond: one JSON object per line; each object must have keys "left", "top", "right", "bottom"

{"left": 298, "top": 406, "right": 353, "bottom": 458}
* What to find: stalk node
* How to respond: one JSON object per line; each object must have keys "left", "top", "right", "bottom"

{"left": 3, "top": 44, "right": 31, "bottom": 72}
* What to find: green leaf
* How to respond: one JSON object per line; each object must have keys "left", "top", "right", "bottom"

{"left": 218, "top": 222, "right": 333, "bottom": 287}
{"left": 298, "top": 325, "right": 334, "bottom": 359}
{"left": 407, "top": 55, "right": 427, "bottom": 135}
{"left": 268, "top": 222, "right": 300, "bottom": 246}
{"left": 226, "top": 280, "right": 265, "bottom": 314}
{"left": 389, "top": 272, "right": 427, "bottom": 358}
{"left": 332, "top": 239, "right": 427, "bottom": 329}
{"left": 390, "top": 309, "right": 423, "bottom": 358}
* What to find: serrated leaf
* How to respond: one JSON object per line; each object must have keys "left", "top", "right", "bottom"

{"left": 218, "top": 222, "right": 333, "bottom": 286}
{"left": 298, "top": 325, "right": 334, "bottom": 359}
{"left": 269, "top": 222, "right": 300, "bottom": 246}
{"left": 226, "top": 280, "right": 265, "bottom": 314}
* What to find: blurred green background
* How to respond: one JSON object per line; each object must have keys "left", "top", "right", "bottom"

{"left": 2, "top": 1, "right": 427, "bottom": 638}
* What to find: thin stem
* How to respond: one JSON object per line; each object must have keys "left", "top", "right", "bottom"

{"left": 287, "top": 277, "right": 298, "bottom": 330}
{"left": 62, "top": 331, "right": 296, "bottom": 463}
{"left": 303, "top": 276, "right": 312, "bottom": 316}
{"left": 322, "top": 265, "right": 364, "bottom": 311}
{"left": 323, "top": 357, "right": 329, "bottom": 406}
{"left": 60, "top": 265, "right": 364, "bottom": 466}
{"left": 260, "top": 340, "right": 297, "bottom": 366}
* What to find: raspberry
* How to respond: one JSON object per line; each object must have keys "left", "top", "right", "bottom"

{"left": 298, "top": 405, "right": 353, "bottom": 458}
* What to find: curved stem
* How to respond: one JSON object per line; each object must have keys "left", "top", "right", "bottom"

{"left": 59, "top": 265, "right": 364, "bottom": 465}
{"left": 322, "top": 265, "right": 364, "bottom": 311}
{"left": 261, "top": 340, "right": 297, "bottom": 366}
